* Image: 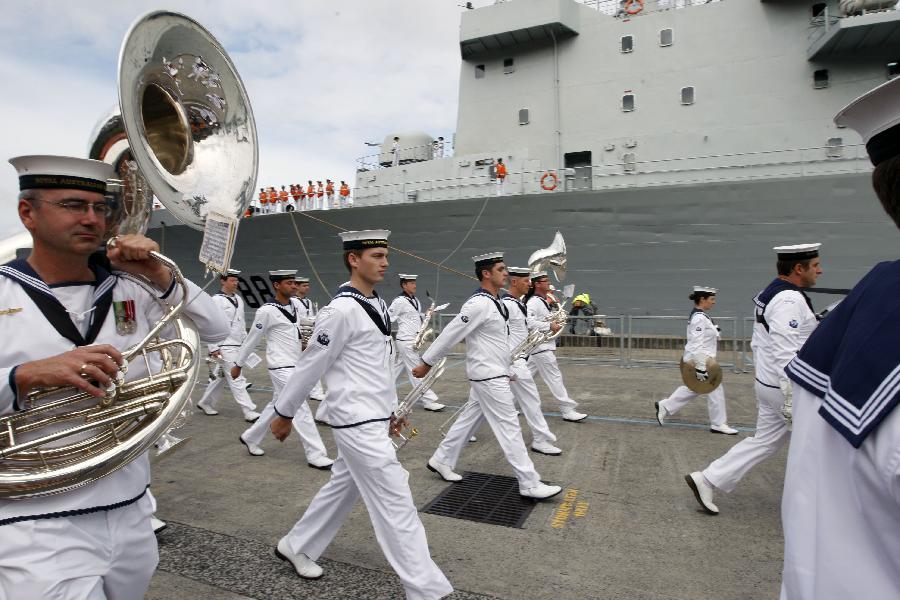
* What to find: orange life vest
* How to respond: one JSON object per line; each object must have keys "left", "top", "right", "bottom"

{"left": 268, "top": 190, "right": 278, "bottom": 203}
{"left": 325, "top": 182, "right": 334, "bottom": 194}
{"left": 279, "top": 190, "right": 289, "bottom": 202}
{"left": 496, "top": 163, "right": 507, "bottom": 178}
{"left": 307, "top": 185, "right": 315, "bottom": 196}
{"left": 316, "top": 184, "right": 324, "bottom": 198}
{"left": 291, "top": 188, "right": 302, "bottom": 201}
{"left": 259, "top": 191, "right": 268, "bottom": 204}
{"left": 339, "top": 184, "right": 350, "bottom": 197}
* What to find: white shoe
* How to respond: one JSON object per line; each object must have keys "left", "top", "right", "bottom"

{"left": 520, "top": 483, "right": 563, "bottom": 500}
{"left": 307, "top": 455, "right": 334, "bottom": 470}
{"left": 275, "top": 537, "right": 323, "bottom": 580}
{"left": 685, "top": 471, "right": 719, "bottom": 515}
{"left": 196, "top": 401, "right": 218, "bottom": 416}
{"left": 710, "top": 423, "right": 739, "bottom": 435}
{"left": 150, "top": 516, "right": 167, "bottom": 534}
{"left": 655, "top": 401, "right": 666, "bottom": 426}
{"left": 531, "top": 441, "right": 563, "bottom": 456}
{"left": 427, "top": 457, "right": 462, "bottom": 482}
{"left": 244, "top": 410, "right": 261, "bottom": 423}
{"left": 468, "top": 435, "right": 477, "bottom": 443}
{"left": 422, "top": 401, "right": 446, "bottom": 412}
{"left": 239, "top": 434, "right": 265, "bottom": 456}
{"left": 561, "top": 410, "right": 588, "bottom": 422}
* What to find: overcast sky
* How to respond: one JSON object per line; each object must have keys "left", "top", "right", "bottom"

{"left": 0, "top": 0, "right": 495, "bottom": 238}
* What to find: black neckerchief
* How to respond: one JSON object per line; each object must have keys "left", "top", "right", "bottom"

{"left": 336, "top": 285, "right": 391, "bottom": 335}
{"left": 402, "top": 293, "right": 420, "bottom": 312}
{"left": 299, "top": 297, "right": 311, "bottom": 311}
{"left": 217, "top": 292, "right": 238, "bottom": 308}
{"left": 753, "top": 278, "right": 814, "bottom": 332}
{"left": 689, "top": 307, "right": 716, "bottom": 326}
{"left": 0, "top": 258, "right": 116, "bottom": 346}
{"left": 502, "top": 292, "right": 527, "bottom": 317}
{"left": 471, "top": 287, "right": 509, "bottom": 321}
{"left": 528, "top": 294, "right": 551, "bottom": 312}
{"left": 265, "top": 300, "right": 297, "bottom": 324}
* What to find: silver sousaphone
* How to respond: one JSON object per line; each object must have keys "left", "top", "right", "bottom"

{"left": 0, "top": 11, "right": 256, "bottom": 499}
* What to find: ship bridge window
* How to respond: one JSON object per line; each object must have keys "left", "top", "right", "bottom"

{"left": 504, "top": 58, "right": 515, "bottom": 74}
{"left": 826, "top": 137, "right": 843, "bottom": 158}
{"left": 623, "top": 153, "right": 636, "bottom": 172}
{"left": 518, "top": 108, "right": 529, "bottom": 125}
{"left": 475, "top": 64, "right": 485, "bottom": 79}
{"left": 681, "top": 86, "right": 695, "bottom": 105}
{"left": 659, "top": 28, "right": 674, "bottom": 47}
{"left": 622, "top": 93, "right": 635, "bottom": 112}
{"left": 621, "top": 35, "right": 633, "bottom": 53}
{"left": 811, "top": 3, "right": 827, "bottom": 18}
{"left": 813, "top": 69, "right": 830, "bottom": 89}
{"left": 888, "top": 61, "right": 900, "bottom": 80}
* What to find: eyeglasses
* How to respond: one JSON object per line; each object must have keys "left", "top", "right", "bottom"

{"left": 42, "top": 199, "right": 117, "bottom": 219}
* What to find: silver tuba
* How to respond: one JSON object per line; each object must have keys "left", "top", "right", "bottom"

{"left": 0, "top": 11, "right": 256, "bottom": 499}
{"left": 528, "top": 230, "right": 567, "bottom": 282}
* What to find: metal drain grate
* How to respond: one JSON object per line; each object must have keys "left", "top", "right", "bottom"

{"left": 421, "top": 472, "right": 536, "bottom": 528}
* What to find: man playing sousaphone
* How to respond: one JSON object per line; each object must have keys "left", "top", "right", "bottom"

{"left": 0, "top": 155, "right": 228, "bottom": 598}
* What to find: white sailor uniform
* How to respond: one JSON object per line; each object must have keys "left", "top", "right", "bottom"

{"left": 275, "top": 285, "right": 452, "bottom": 600}
{"left": 525, "top": 294, "right": 581, "bottom": 416}
{"left": 196, "top": 292, "right": 258, "bottom": 418}
{"left": 502, "top": 293, "right": 557, "bottom": 447}
{"left": 388, "top": 293, "right": 442, "bottom": 407}
{"left": 292, "top": 296, "right": 326, "bottom": 402}
{"left": 237, "top": 301, "right": 329, "bottom": 463}
{"left": 781, "top": 261, "right": 900, "bottom": 599}
{"left": 702, "top": 279, "right": 817, "bottom": 493}
{"left": 423, "top": 289, "right": 543, "bottom": 491}
{"left": 659, "top": 308, "right": 728, "bottom": 426}
{"left": 0, "top": 259, "right": 228, "bottom": 600}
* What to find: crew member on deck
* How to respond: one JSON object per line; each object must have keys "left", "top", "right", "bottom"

{"left": 290, "top": 184, "right": 302, "bottom": 210}
{"left": 258, "top": 187, "right": 268, "bottom": 214}
{"left": 388, "top": 274, "right": 445, "bottom": 412}
{"left": 0, "top": 155, "right": 228, "bottom": 599}
{"left": 339, "top": 180, "right": 351, "bottom": 208}
{"left": 231, "top": 270, "right": 333, "bottom": 469}
{"left": 315, "top": 181, "right": 324, "bottom": 211}
{"left": 495, "top": 157, "right": 507, "bottom": 196}
{"left": 414, "top": 252, "right": 562, "bottom": 500}
{"left": 780, "top": 76, "right": 900, "bottom": 599}
{"left": 655, "top": 286, "right": 738, "bottom": 435}
{"left": 267, "top": 187, "right": 279, "bottom": 214}
{"left": 269, "top": 230, "right": 453, "bottom": 599}
{"left": 686, "top": 244, "right": 822, "bottom": 515}
{"left": 325, "top": 179, "right": 335, "bottom": 209}
{"left": 391, "top": 136, "right": 400, "bottom": 167}
{"left": 279, "top": 185, "right": 289, "bottom": 211}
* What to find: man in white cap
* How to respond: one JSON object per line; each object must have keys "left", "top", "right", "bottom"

{"left": 196, "top": 269, "right": 261, "bottom": 422}
{"left": 0, "top": 155, "right": 229, "bottom": 599}
{"left": 388, "top": 273, "right": 445, "bottom": 412}
{"left": 231, "top": 270, "right": 333, "bottom": 469}
{"left": 292, "top": 275, "right": 326, "bottom": 403}
{"left": 413, "top": 252, "right": 562, "bottom": 500}
{"left": 269, "top": 230, "right": 453, "bottom": 598}
{"left": 525, "top": 272, "right": 588, "bottom": 422}
{"left": 504, "top": 266, "right": 562, "bottom": 455}
{"left": 779, "top": 77, "right": 900, "bottom": 599}
{"left": 686, "top": 243, "right": 822, "bottom": 515}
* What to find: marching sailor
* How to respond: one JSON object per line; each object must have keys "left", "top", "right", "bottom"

{"left": 196, "top": 269, "right": 261, "bottom": 422}
{"left": 525, "top": 272, "right": 588, "bottom": 422}
{"left": 269, "top": 230, "right": 453, "bottom": 599}
{"left": 780, "top": 77, "right": 900, "bottom": 599}
{"left": 292, "top": 275, "right": 326, "bottom": 403}
{"left": 686, "top": 243, "right": 822, "bottom": 514}
{"left": 414, "top": 252, "right": 562, "bottom": 500}
{"left": 655, "top": 286, "right": 738, "bottom": 435}
{"left": 0, "top": 155, "right": 229, "bottom": 599}
{"left": 388, "top": 273, "right": 445, "bottom": 412}
{"left": 232, "top": 270, "right": 333, "bottom": 469}
{"left": 504, "top": 267, "right": 562, "bottom": 455}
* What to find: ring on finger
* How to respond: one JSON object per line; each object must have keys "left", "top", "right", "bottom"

{"left": 79, "top": 363, "right": 91, "bottom": 377}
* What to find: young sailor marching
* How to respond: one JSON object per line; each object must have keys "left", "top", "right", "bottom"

{"left": 525, "top": 272, "right": 588, "bottom": 422}
{"left": 269, "top": 230, "right": 453, "bottom": 599}
{"left": 292, "top": 275, "right": 325, "bottom": 402}
{"left": 0, "top": 155, "right": 229, "bottom": 599}
{"left": 686, "top": 244, "right": 822, "bottom": 515}
{"left": 504, "top": 266, "right": 562, "bottom": 455}
{"left": 231, "top": 270, "right": 333, "bottom": 469}
{"left": 780, "top": 77, "right": 900, "bottom": 600}
{"left": 414, "top": 253, "right": 562, "bottom": 500}
{"left": 195, "top": 269, "right": 261, "bottom": 422}
{"left": 655, "top": 286, "right": 738, "bottom": 435}
{"left": 388, "top": 273, "right": 445, "bottom": 412}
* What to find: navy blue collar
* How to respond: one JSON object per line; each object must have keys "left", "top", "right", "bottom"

{"left": 336, "top": 285, "right": 391, "bottom": 335}
{"left": 471, "top": 287, "right": 509, "bottom": 321}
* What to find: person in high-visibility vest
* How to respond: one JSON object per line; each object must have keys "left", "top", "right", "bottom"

{"left": 290, "top": 184, "right": 302, "bottom": 210}
{"left": 306, "top": 181, "right": 315, "bottom": 211}
{"left": 279, "top": 185, "right": 290, "bottom": 212}
{"left": 325, "top": 179, "right": 335, "bottom": 210}
{"left": 258, "top": 187, "right": 268, "bottom": 214}
{"left": 316, "top": 181, "right": 324, "bottom": 211}
{"left": 495, "top": 158, "right": 507, "bottom": 196}
{"left": 267, "top": 187, "right": 278, "bottom": 214}
{"left": 339, "top": 180, "right": 351, "bottom": 208}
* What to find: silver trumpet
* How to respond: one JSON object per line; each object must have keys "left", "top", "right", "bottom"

{"left": 391, "top": 357, "right": 447, "bottom": 450}
{"left": 412, "top": 293, "right": 449, "bottom": 351}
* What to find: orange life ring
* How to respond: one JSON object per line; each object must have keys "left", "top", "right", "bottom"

{"left": 540, "top": 172, "right": 558, "bottom": 191}
{"left": 624, "top": 0, "right": 643, "bottom": 15}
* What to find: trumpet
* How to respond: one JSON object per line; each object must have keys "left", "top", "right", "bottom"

{"left": 391, "top": 357, "right": 447, "bottom": 450}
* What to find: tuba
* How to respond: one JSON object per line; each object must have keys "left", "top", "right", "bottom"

{"left": 0, "top": 11, "right": 257, "bottom": 499}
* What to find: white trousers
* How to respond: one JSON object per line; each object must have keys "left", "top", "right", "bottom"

{"left": 0, "top": 494, "right": 157, "bottom": 600}
{"left": 394, "top": 340, "right": 438, "bottom": 402}
{"left": 434, "top": 378, "right": 541, "bottom": 490}
{"left": 197, "top": 346, "right": 257, "bottom": 416}
{"left": 242, "top": 367, "right": 328, "bottom": 461}
{"left": 283, "top": 422, "right": 453, "bottom": 600}
{"left": 528, "top": 350, "right": 579, "bottom": 413}
{"left": 703, "top": 382, "right": 789, "bottom": 493}
{"left": 511, "top": 360, "right": 556, "bottom": 445}
{"left": 496, "top": 177, "right": 505, "bottom": 196}
{"left": 659, "top": 383, "right": 728, "bottom": 426}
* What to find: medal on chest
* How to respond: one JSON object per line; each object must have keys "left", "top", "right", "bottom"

{"left": 113, "top": 299, "right": 137, "bottom": 335}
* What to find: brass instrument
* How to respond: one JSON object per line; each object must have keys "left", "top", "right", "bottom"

{"left": 205, "top": 354, "right": 224, "bottom": 382}
{"left": 412, "top": 293, "right": 449, "bottom": 351}
{"left": 391, "top": 357, "right": 447, "bottom": 450}
{"left": 298, "top": 316, "right": 316, "bottom": 350}
{"left": 0, "top": 11, "right": 256, "bottom": 499}
{"left": 528, "top": 230, "right": 567, "bottom": 282}
{"left": 679, "top": 357, "right": 723, "bottom": 394}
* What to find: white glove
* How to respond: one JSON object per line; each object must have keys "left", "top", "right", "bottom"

{"left": 692, "top": 354, "right": 709, "bottom": 381}
{"left": 779, "top": 378, "right": 793, "bottom": 430}
{"left": 694, "top": 367, "right": 709, "bottom": 382}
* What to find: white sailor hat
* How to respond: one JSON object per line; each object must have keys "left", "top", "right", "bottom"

{"left": 398, "top": 274, "right": 418, "bottom": 281}
{"left": 773, "top": 243, "right": 821, "bottom": 261}
{"left": 692, "top": 286, "right": 717, "bottom": 294}
{"left": 530, "top": 270, "right": 549, "bottom": 281}
{"left": 471, "top": 252, "right": 504, "bottom": 267}
{"left": 507, "top": 267, "right": 531, "bottom": 277}
{"left": 268, "top": 269, "right": 297, "bottom": 282}
{"left": 9, "top": 155, "right": 116, "bottom": 193}
{"left": 834, "top": 76, "right": 900, "bottom": 166}
{"left": 339, "top": 229, "right": 390, "bottom": 250}
{"left": 220, "top": 268, "right": 241, "bottom": 278}
{"left": 294, "top": 276, "right": 310, "bottom": 283}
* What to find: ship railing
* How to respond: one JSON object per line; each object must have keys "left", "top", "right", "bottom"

{"left": 582, "top": 0, "right": 724, "bottom": 18}
{"left": 807, "top": 2, "right": 897, "bottom": 47}
{"left": 356, "top": 140, "right": 455, "bottom": 172}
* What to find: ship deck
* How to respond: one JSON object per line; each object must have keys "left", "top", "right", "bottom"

{"left": 147, "top": 348, "right": 784, "bottom": 600}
